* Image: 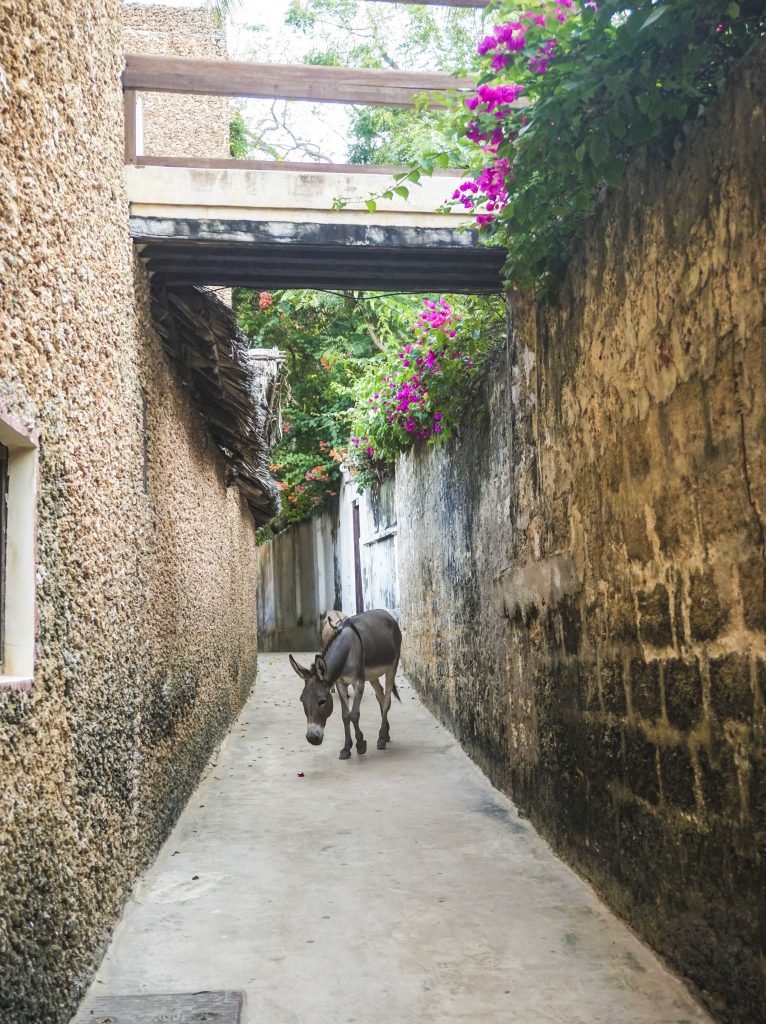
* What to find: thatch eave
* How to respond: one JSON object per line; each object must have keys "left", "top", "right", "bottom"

{"left": 149, "top": 283, "right": 283, "bottom": 525}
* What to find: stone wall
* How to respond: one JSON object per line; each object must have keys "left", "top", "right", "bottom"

{"left": 122, "top": 3, "right": 230, "bottom": 160}
{"left": 397, "top": 45, "right": 766, "bottom": 1024}
{"left": 0, "top": 3, "right": 259, "bottom": 1022}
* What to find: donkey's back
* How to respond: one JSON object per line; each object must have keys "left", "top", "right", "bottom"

{"left": 328, "top": 608, "right": 401, "bottom": 682}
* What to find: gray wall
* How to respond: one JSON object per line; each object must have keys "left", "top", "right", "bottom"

{"left": 257, "top": 508, "right": 338, "bottom": 652}
{"left": 257, "top": 472, "right": 400, "bottom": 651}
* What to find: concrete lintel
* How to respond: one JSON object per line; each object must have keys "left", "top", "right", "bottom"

{"left": 124, "top": 164, "right": 468, "bottom": 227}
{"left": 130, "top": 216, "right": 488, "bottom": 251}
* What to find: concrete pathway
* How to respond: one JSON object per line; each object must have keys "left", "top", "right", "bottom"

{"left": 75, "top": 654, "right": 711, "bottom": 1024}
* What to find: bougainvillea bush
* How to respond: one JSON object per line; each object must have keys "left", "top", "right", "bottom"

{"left": 363, "top": 1, "right": 764, "bottom": 298}
{"left": 459, "top": 0, "right": 766, "bottom": 295}
{"left": 348, "top": 294, "right": 505, "bottom": 487}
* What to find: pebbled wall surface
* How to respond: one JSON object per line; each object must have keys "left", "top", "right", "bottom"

{"left": 0, "top": 3, "right": 258, "bottom": 1022}
{"left": 122, "top": 3, "right": 230, "bottom": 161}
{"left": 397, "top": 45, "right": 766, "bottom": 1024}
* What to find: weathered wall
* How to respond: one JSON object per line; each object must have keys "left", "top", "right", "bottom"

{"left": 0, "top": 3, "right": 259, "bottom": 1022}
{"left": 257, "top": 472, "right": 400, "bottom": 651}
{"left": 397, "top": 46, "right": 766, "bottom": 1024}
{"left": 122, "top": 3, "right": 230, "bottom": 160}
{"left": 257, "top": 508, "right": 339, "bottom": 652}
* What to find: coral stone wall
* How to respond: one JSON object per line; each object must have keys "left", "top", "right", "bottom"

{"left": 397, "top": 46, "right": 766, "bottom": 1024}
{"left": 0, "top": 4, "right": 258, "bottom": 1022}
{"left": 122, "top": 3, "right": 230, "bottom": 160}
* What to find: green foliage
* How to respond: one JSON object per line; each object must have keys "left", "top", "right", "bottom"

{"left": 236, "top": 289, "right": 380, "bottom": 531}
{"left": 283, "top": 0, "right": 480, "bottom": 164}
{"left": 443, "top": 0, "right": 766, "bottom": 298}
{"left": 347, "top": 296, "right": 505, "bottom": 479}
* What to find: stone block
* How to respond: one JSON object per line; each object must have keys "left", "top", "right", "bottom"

{"left": 709, "top": 654, "right": 754, "bottom": 723}
{"left": 559, "top": 596, "right": 582, "bottom": 656}
{"left": 631, "top": 658, "right": 662, "bottom": 720}
{"left": 672, "top": 574, "right": 686, "bottom": 648}
{"left": 660, "top": 745, "right": 697, "bottom": 811}
{"left": 663, "top": 659, "right": 703, "bottom": 732}
{"left": 578, "top": 665, "right": 600, "bottom": 712}
{"left": 637, "top": 584, "right": 673, "bottom": 648}
{"left": 609, "top": 589, "right": 639, "bottom": 644}
{"left": 738, "top": 553, "right": 766, "bottom": 633}
{"left": 749, "top": 752, "right": 766, "bottom": 833}
{"left": 623, "top": 513, "right": 654, "bottom": 563}
{"left": 653, "top": 486, "right": 693, "bottom": 555}
{"left": 625, "top": 432, "right": 650, "bottom": 481}
{"left": 697, "top": 459, "right": 760, "bottom": 545}
{"left": 698, "top": 741, "right": 739, "bottom": 819}
{"left": 601, "top": 658, "right": 627, "bottom": 716}
{"left": 583, "top": 720, "right": 623, "bottom": 783}
{"left": 689, "top": 567, "right": 727, "bottom": 642}
{"left": 623, "top": 727, "right": 659, "bottom": 803}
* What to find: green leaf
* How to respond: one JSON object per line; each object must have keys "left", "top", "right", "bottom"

{"left": 575, "top": 142, "right": 587, "bottom": 163}
{"left": 588, "top": 132, "right": 609, "bottom": 168}
{"left": 393, "top": 186, "right": 409, "bottom": 199}
{"left": 607, "top": 109, "right": 626, "bottom": 140}
{"left": 364, "top": 199, "right": 377, "bottom": 213}
{"left": 727, "top": 2, "right": 739, "bottom": 17}
{"left": 640, "top": 6, "right": 668, "bottom": 31}
{"left": 382, "top": 191, "right": 393, "bottom": 201}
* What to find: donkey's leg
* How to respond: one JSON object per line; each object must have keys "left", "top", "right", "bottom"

{"left": 368, "top": 677, "right": 388, "bottom": 750}
{"left": 336, "top": 682, "right": 353, "bottom": 760}
{"left": 350, "top": 678, "right": 367, "bottom": 755}
{"left": 379, "top": 656, "right": 400, "bottom": 749}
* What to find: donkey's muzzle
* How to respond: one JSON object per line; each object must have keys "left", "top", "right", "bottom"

{"left": 306, "top": 724, "right": 324, "bottom": 745}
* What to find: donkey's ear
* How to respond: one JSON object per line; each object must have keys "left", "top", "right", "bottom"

{"left": 289, "top": 654, "right": 311, "bottom": 681}
{"left": 314, "top": 655, "right": 328, "bottom": 683}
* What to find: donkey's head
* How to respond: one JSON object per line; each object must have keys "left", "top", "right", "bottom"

{"left": 289, "top": 654, "right": 334, "bottom": 746}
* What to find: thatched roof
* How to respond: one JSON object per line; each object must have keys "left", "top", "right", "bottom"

{"left": 150, "top": 283, "right": 282, "bottom": 525}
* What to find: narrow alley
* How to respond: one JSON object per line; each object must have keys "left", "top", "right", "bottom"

{"left": 75, "top": 655, "right": 711, "bottom": 1024}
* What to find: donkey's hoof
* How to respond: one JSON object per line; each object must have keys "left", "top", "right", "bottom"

{"left": 339, "top": 749, "right": 351, "bottom": 760}
{"left": 356, "top": 739, "right": 367, "bottom": 755}
{"left": 377, "top": 737, "right": 387, "bottom": 750}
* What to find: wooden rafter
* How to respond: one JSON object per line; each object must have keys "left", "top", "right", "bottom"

{"left": 360, "top": 0, "right": 488, "bottom": 6}
{"left": 123, "top": 54, "right": 473, "bottom": 108}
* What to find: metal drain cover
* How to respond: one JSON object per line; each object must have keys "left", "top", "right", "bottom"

{"left": 72, "top": 990, "right": 243, "bottom": 1024}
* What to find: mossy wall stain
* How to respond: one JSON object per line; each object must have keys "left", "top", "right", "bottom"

{"left": 397, "top": 45, "right": 766, "bottom": 1024}
{"left": 0, "top": 4, "right": 259, "bottom": 1023}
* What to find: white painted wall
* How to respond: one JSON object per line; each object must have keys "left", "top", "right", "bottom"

{"left": 256, "top": 468, "right": 399, "bottom": 650}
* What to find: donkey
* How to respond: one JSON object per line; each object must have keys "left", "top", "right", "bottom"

{"left": 289, "top": 608, "right": 402, "bottom": 760}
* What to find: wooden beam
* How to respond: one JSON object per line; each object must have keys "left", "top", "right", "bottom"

{"left": 360, "top": 0, "right": 488, "bottom": 6}
{"left": 124, "top": 88, "right": 137, "bottom": 163}
{"left": 122, "top": 54, "right": 473, "bottom": 108}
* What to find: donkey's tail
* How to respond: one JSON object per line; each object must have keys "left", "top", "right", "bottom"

{"left": 392, "top": 682, "right": 402, "bottom": 703}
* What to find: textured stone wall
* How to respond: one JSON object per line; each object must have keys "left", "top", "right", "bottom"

{"left": 122, "top": 3, "right": 230, "bottom": 160}
{"left": 397, "top": 45, "right": 766, "bottom": 1024}
{"left": 0, "top": 4, "right": 258, "bottom": 1022}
